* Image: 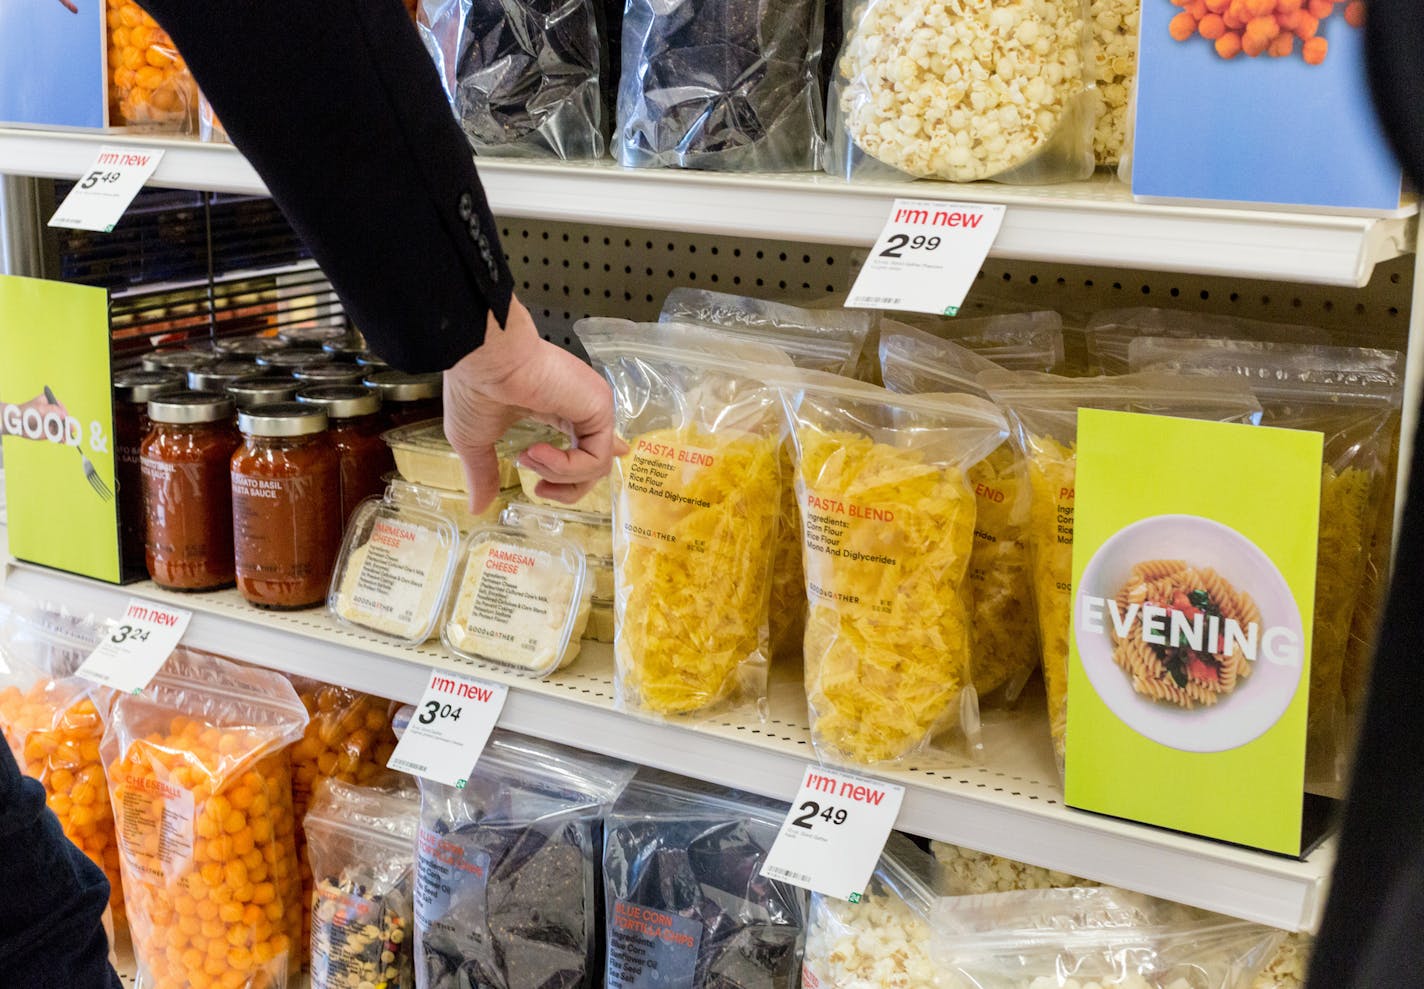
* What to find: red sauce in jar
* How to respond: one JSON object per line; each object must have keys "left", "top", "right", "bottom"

{"left": 115, "top": 370, "right": 185, "bottom": 578}
{"left": 140, "top": 391, "right": 240, "bottom": 591}
{"left": 230, "top": 402, "right": 341, "bottom": 609}
{"left": 364, "top": 370, "right": 443, "bottom": 430}
{"left": 295, "top": 385, "right": 394, "bottom": 523}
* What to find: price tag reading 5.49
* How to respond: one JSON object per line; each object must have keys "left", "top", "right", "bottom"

{"left": 761, "top": 765, "right": 905, "bottom": 901}
{"left": 846, "top": 198, "right": 1006, "bottom": 317}
{"left": 387, "top": 670, "right": 508, "bottom": 789}
{"left": 75, "top": 598, "right": 193, "bottom": 695}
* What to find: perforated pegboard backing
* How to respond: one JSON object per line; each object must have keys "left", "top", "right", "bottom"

{"left": 500, "top": 218, "right": 1414, "bottom": 357}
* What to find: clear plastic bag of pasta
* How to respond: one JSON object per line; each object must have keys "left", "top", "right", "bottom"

{"left": 929, "top": 887, "right": 1281, "bottom": 989}
{"left": 804, "top": 834, "right": 942, "bottom": 989}
{"left": 780, "top": 371, "right": 1007, "bottom": 765}
{"left": 288, "top": 678, "right": 402, "bottom": 966}
{"left": 1126, "top": 338, "right": 1402, "bottom": 781}
{"left": 416, "top": 732, "right": 633, "bottom": 989}
{"left": 101, "top": 648, "right": 309, "bottom": 989}
{"left": 616, "top": 0, "right": 825, "bottom": 170}
{"left": 0, "top": 597, "right": 123, "bottom": 938}
{"left": 418, "top": 0, "right": 608, "bottom": 159}
{"left": 1084, "top": 308, "right": 1331, "bottom": 376}
{"left": 979, "top": 372, "right": 1262, "bottom": 774}
{"left": 305, "top": 778, "right": 420, "bottom": 989}
{"left": 888, "top": 311, "right": 1065, "bottom": 373}
{"left": 658, "top": 289, "right": 873, "bottom": 663}
{"left": 879, "top": 325, "right": 1039, "bottom": 704}
{"left": 827, "top": 0, "right": 1095, "bottom": 184}
{"left": 576, "top": 318, "right": 793, "bottom": 718}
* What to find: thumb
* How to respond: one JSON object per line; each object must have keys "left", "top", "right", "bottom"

{"left": 450, "top": 440, "right": 504, "bottom": 515}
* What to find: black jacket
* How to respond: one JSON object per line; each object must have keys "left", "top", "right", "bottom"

{"left": 137, "top": 0, "right": 514, "bottom": 373}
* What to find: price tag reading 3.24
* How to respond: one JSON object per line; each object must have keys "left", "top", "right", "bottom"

{"left": 761, "top": 765, "right": 906, "bottom": 901}
{"left": 75, "top": 598, "right": 193, "bottom": 695}
{"left": 846, "top": 198, "right": 1006, "bottom": 317}
{"left": 387, "top": 669, "right": 508, "bottom": 789}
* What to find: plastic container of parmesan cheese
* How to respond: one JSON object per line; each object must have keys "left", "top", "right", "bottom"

{"left": 327, "top": 485, "right": 462, "bottom": 644}
{"left": 384, "top": 472, "right": 511, "bottom": 534}
{"left": 442, "top": 525, "right": 593, "bottom": 676}
{"left": 383, "top": 418, "right": 559, "bottom": 493}
{"left": 501, "top": 500, "right": 614, "bottom": 602}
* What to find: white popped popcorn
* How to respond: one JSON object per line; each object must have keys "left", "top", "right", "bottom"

{"left": 930, "top": 841, "right": 1097, "bottom": 893}
{"left": 806, "top": 888, "right": 943, "bottom": 989}
{"left": 836, "top": 0, "right": 1091, "bottom": 181}
{"left": 1250, "top": 932, "right": 1310, "bottom": 989}
{"left": 1088, "top": 0, "right": 1138, "bottom": 163}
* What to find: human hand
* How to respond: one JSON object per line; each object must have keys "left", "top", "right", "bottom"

{"left": 443, "top": 296, "right": 622, "bottom": 512}
{"left": 55, "top": 0, "right": 79, "bottom": 13}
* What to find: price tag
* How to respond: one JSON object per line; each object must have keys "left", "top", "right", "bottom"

{"left": 846, "top": 198, "right": 1006, "bottom": 316}
{"left": 75, "top": 598, "right": 192, "bottom": 694}
{"left": 761, "top": 765, "right": 905, "bottom": 901}
{"left": 49, "top": 146, "right": 165, "bottom": 233}
{"left": 387, "top": 669, "right": 509, "bottom": 788}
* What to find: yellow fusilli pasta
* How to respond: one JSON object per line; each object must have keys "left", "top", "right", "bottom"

{"left": 1311, "top": 464, "right": 1373, "bottom": 740}
{"left": 1024, "top": 435, "right": 1077, "bottom": 765}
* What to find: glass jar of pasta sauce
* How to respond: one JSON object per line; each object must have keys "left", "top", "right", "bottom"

{"left": 188, "top": 360, "right": 262, "bottom": 393}
{"left": 231, "top": 403, "right": 342, "bottom": 609}
{"left": 256, "top": 348, "right": 331, "bottom": 376}
{"left": 114, "top": 369, "right": 185, "bottom": 578}
{"left": 293, "top": 363, "right": 366, "bottom": 387}
{"left": 226, "top": 374, "right": 301, "bottom": 410}
{"left": 214, "top": 336, "right": 284, "bottom": 359}
{"left": 295, "top": 385, "right": 394, "bottom": 524}
{"left": 364, "top": 371, "right": 443, "bottom": 429}
{"left": 141, "top": 348, "right": 215, "bottom": 374}
{"left": 140, "top": 391, "right": 240, "bottom": 591}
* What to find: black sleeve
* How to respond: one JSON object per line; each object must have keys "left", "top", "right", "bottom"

{"left": 0, "top": 741, "right": 120, "bottom": 988}
{"left": 135, "top": 0, "right": 514, "bottom": 374}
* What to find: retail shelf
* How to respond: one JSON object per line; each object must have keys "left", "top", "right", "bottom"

{"left": 2, "top": 558, "right": 1332, "bottom": 933}
{"left": 0, "top": 127, "right": 1413, "bottom": 288}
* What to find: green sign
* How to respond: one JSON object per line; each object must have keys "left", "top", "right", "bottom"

{"left": 1065, "top": 409, "right": 1321, "bottom": 855}
{"left": 0, "top": 275, "right": 121, "bottom": 583}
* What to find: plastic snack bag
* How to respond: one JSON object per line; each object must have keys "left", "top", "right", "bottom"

{"left": 804, "top": 834, "right": 942, "bottom": 989}
{"left": 304, "top": 778, "right": 420, "bottom": 989}
{"left": 603, "top": 777, "right": 807, "bottom": 989}
{"left": 779, "top": 372, "right": 1007, "bottom": 765}
{"left": 1090, "top": 0, "right": 1139, "bottom": 164}
{"left": 659, "top": 289, "right": 874, "bottom": 663}
{"left": 931, "top": 841, "right": 1094, "bottom": 895}
{"left": 929, "top": 887, "right": 1282, "bottom": 989}
{"left": 108, "top": 2, "right": 198, "bottom": 131}
{"left": 576, "top": 319, "right": 793, "bottom": 717}
{"left": 980, "top": 371, "right": 1261, "bottom": 772}
{"left": 0, "top": 599, "right": 122, "bottom": 935}
{"left": 415, "top": 732, "right": 634, "bottom": 989}
{"left": 102, "top": 648, "right": 308, "bottom": 989}
{"left": 418, "top": 0, "right": 608, "bottom": 158}
{"left": 1126, "top": 338, "right": 1402, "bottom": 780}
{"left": 1083, "top": 308, "right": 1331, "bottom": 376}
{"left": 616, "top": 0, "right": 825, "bottom": 170}
{"left": 289, "top": 679, "right": 402, "bottom": 961}
{"left": 878, "top": 325, "right": 1039, "bottom": 703}
{"left": 828, "top": 0, "right": 1095, "bottom": 184}
{"left": 890, "top": 311, "right": 1066, "bottom": 373}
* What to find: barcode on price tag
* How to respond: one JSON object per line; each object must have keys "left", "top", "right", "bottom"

{"left": 846, "top": 198, "right": 1006, "bottom": 317}
{"left": 75, "top": 598, "right": 192, "bottom": 694}
{"left": 760, "top": 765, "right": 905, "bottom": 901}
{"left": 49, "top": 146, "right": 165, "bottom": 233}
{"left": 387, "top": 669, "right": 508, "bottom": 788}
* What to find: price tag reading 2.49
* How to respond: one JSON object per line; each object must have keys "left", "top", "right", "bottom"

{"left": 845, "top": 198, "right": 1006, "bottom": 317}
{"left": 387, "top": 669, "right": 508, "bottom": 789}
{"left": 761, "top": 765, "right": 906, "bottom": 901}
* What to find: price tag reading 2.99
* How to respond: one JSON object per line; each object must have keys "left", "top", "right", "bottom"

{"left": 387, "top": 670, "right": 508, "bottom": 790}
{"left": 761, "top": 765, "right": 906, "bottom": 901}
{"left": 879, "top": 234, "right": 942, "bottom": 258}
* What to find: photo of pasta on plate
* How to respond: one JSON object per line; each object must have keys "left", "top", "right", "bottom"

{"left": 1109, "top": 560, "right": 1262, "bottom": 709}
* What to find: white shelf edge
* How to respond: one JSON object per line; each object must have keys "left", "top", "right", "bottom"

{"left": 2, "top": 560, "right": 1331, "bottom": 933}
{"left": 0, "top": 127, "right": 1412, "bottom": 288}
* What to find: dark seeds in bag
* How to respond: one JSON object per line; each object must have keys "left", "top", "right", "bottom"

{"left": 616, "top": 0, "right": 825, "bottom": 170}
{"left": 455, "top": 0, "right": 607, "bottom": 158}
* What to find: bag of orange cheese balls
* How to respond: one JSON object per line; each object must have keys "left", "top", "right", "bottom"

{"left": 102, "top": 648, "right": 309, "bottom": 989}
{"left": 0, "top": 601, "right": 124, "bottom": 938}
{"left": 107, "top": 0, "right": 198, "bottom": 130}
{"left": 288, "top": 678, "right": 400, "bottom": 967}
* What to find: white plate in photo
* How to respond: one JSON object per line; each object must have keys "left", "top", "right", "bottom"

{"left": 1074, "top": 514, "right": 1305, "bottom": 753}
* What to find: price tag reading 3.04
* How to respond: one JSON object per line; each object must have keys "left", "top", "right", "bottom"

{"left": 846, "top": 198, "right": 1006, "bottom": 317}
{"left": 387, "top": 670, "right": 508, "bottom": 789}
{"left": 75, "top": 598, "right": 192, "bottom": 695}
{"left": 761, "top": 765, "right": 905, "bottom": 901}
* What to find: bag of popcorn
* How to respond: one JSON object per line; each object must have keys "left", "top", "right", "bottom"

{"left": 929, "top": 887, "right": 1282, "bottom": 989}
{"left": 778, "top": 371, "right": 1008, "bottom": 765}
{"left": 576, "top": 319, "right": 794, "bottom": 718}
{"left": 1126, "top": 338, "right": 1402, "bottom": 785}
{"left": 979, "top": 371, "right": 1262, "bottom": 775}
{"left": 827, "top": 0, "right": 1096, "bottom": 184}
